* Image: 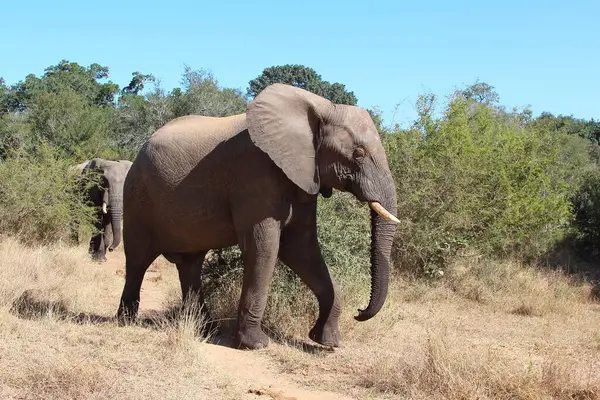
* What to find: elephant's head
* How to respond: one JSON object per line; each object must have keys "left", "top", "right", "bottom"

{"left": 247, "top": 83, "right": 399, "bottom": 321}
{"left": 80, "top": 158, "right": 133, "bottom": 251}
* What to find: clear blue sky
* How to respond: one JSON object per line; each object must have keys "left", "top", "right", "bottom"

{"left": 1, "top": 0, "right": 598, "bottom": 126}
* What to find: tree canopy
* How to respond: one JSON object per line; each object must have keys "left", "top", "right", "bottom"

{"left": 1, "top": 58, "right": 600, "bottom": 274}
{"left": 247, "top": 64, "right": 358, "bottom": 105}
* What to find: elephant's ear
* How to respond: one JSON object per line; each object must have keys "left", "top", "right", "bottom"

{"left": 70, "top": 160, "right": 91, "bottom": 174}
{"left": 246, "top": 83, "right": 334, "bottom": 195}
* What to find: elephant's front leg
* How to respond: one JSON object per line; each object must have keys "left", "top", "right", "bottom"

{"left": 279, "top": 205, "right": 342, "bottom": 347}
{"left": 234, "top": 218, "right": 281, "bottom": 350}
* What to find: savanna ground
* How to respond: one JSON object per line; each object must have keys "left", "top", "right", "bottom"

{"left": 1, "top": 236, "right": 598, "bottom": 400}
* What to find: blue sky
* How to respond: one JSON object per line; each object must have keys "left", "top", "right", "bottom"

{"left": 1, "top": 0, "right": 598, "bottom": 126}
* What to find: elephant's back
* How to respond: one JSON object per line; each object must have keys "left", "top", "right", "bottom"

{"left": 124, "top": 112, "right": 265, "bottom": 251}
{"left": 141, "top": 113, "right": 248, "bottom": 183}
{"left": 150, "top": 113, "right": 247, "bottom": 144}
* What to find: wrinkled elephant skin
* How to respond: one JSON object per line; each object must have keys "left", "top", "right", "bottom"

{"left": 117, "top": 84, "right": 399, "bottom": 350}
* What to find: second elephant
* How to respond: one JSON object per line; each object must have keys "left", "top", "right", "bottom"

{"left": 71, "top": 158, "right": 132, "bottom": 261}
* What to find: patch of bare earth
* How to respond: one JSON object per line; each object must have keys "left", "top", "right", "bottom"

{"left": 1, "top": 236, "right": 598, "bottom": 399}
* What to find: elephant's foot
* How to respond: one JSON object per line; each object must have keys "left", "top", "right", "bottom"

{"left": 234, "top": 326, "right": 270, "bottom": 350}
{"left": 91, "top": 253, "right": 107, "bottom": 263}
{"left": 116, "top": 303, "right": 138, "bottom": 326}
{"left": 309, "top": 321, "right": 341, "bottom": 347}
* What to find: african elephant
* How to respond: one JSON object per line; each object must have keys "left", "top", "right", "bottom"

{"left": 117, "top": 83, "right": 399, "bottom": 350}
{"left": 70, "top": 158, "right": 133, "bottom": 262}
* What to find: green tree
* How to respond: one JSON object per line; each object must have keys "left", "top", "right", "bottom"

{"left": 247, "top": 64, "right": 358, "bottom": 105}
{"left": 29, "top": 89, "right": 117, "bottom": 159}
{"left": 35, "top": 60, "right": 119, "bottom": 107}
{"left": 384, "top": 85, "right": 585, "bottom": 275}
{"left": 459, "top": 80, "right": 499, "bottom": 105}
{"left": 1, "top": 74, "right": 40, "bottom": 112}
{"left": 0, "top": 78, "right": 6, "bottom": 111}
{"left": 534, "top": 112, "right": 600, "bottom": 143}
{"left": 0, "top": 61, "right": 123, "bottom": 158}
{"left": 115, "top": 82, "right": 174, "bottom": 156}
{"left": 4, "top": 60, "right": 120, "bottom": 112}
{"left": 121, "top": 72, "right": 155, "bottom": 96}
{"left": 171, "top": 66, "right": 247, "bottom": 117}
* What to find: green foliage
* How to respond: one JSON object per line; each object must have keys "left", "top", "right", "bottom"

{"left": 114, "top": 83, "right": 174, "bottom": 158}
{"left": 29, "top": 89, "right": 118, "bottom": 159}
{"left": 114, "top": 66, "right": 247, "bottom": 158}
{"left": 459, "top": 80, "right": 499, "bottom": 105}
{"left": 121, "top": 72, "right": 155, "bottom": 96}
{"left": 0, "top": 143, "right": 98, "bottom": 244}
{"left": 535, "top": 112, "right": 600, "bottom": 144}
{"left": 570, "top": 169, "right": 600, "bottom": 253}
{"left": 173, "top": 66, "right": 247, "bottom": 118}
{"left": 2, "top": 60, "right": 599, "bottom": 289}
{"left": 384, "top": 87, "right": 587, "bottom": 275}
{"left": 316, "top": 193, "right": 371, "bottom": 281}
{"left": 203, "top": 192, "right": 372, "bottom": 328}
{"left": 0, "top": 113, "right": 32, "bottom": 160}
{"left": 5, "top": 60, "right": 120, "bottom": 112}
{"left": 34, "top": 60, "right": 120, "bottom": 108}
{"left": 247, "top": 64, "right": 358, "bottom": 105}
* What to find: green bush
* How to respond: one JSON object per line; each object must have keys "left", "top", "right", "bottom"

{"left": 384, "top": 94, "right": 585, "bottom": 275}
{"left": 570, "top": 169, "right": 600, "bottom": 254}
{"left": 203, "top": 192, "right": 372, "bottom": 329}
{"left": 0, "top": 143, "right": 98, "bottom": 244}
{"left": 29, "top": 89, "right": 120, "bottom": 160}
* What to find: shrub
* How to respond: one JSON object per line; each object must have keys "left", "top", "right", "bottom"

{"left": 203, "top": 192, "right": 373, "bottom": 331}
{"left": 384, "top": 94, "right": 585, "bottom": 275}
{"left": 0, "top": 143, "right": 98, "bottom": 244}
{"left": 570, "top": 169, "right": 600, "bottom": 255}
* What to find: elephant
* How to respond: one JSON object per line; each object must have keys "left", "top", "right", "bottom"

{"left": 117, "top": 83, "right": 399, "bottom": 350}
{"left": 70, "top": 158, "right": 133, "bottom": 262}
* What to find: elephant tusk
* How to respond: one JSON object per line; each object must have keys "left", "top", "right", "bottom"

{"left": 102, "top": 202, "right": 108, "bottom": 214}
{"left": 368, "top": 202, "right": 400, "bottom": 224}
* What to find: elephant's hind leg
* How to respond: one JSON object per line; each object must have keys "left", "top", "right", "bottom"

{"left": 279, "top": 204, "right": 342, "bottom": 347}
{"left": 234, "top": 218, "right": 281, "bottom": 350}
{"left": 174, "top": 251, "right": 217, "bottom": 335}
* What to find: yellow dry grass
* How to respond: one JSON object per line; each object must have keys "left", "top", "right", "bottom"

{"left": 0, "top": 236, "right": 234, "bottom": 399}
{"left": 0, "top": 235, "right": 598, "bottom": 400}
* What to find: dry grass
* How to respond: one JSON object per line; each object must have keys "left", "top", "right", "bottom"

{"left": 445, "top": 251, "right": 594, "bottom": 315}
{"left": 0, "top": 235, "right": 598, "bottom": 400}
{"left": 262, "top": 251, "right": 600, "bottom": 400}
{"left": 0, "top": 236, "right": 233, "bottom": 400}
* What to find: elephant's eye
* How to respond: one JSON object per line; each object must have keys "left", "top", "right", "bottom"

{"left": 353, "top": 147, "right": 366, "bottom": 161}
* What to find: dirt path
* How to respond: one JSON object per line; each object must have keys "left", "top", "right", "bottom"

{"left": 101, "top": 251, "right": 355, "bottom": 400}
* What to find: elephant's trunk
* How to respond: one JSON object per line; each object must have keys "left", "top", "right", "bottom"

{"left": 108, "top": 189, "right": 123, "bottom": 251}
{"left": 355, "top": 189, "right": 398, "bottom": 322}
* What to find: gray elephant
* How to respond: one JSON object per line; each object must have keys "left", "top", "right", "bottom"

{"left": 117, "top": 84, "right": 399, "bottom": 350}
{"left": 70, "top": 158, "right": 132, "bottom": 261}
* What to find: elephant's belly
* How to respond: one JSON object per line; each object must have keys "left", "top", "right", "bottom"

{"left": 154, "top": 208, "right": 239, "bottom": 253}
